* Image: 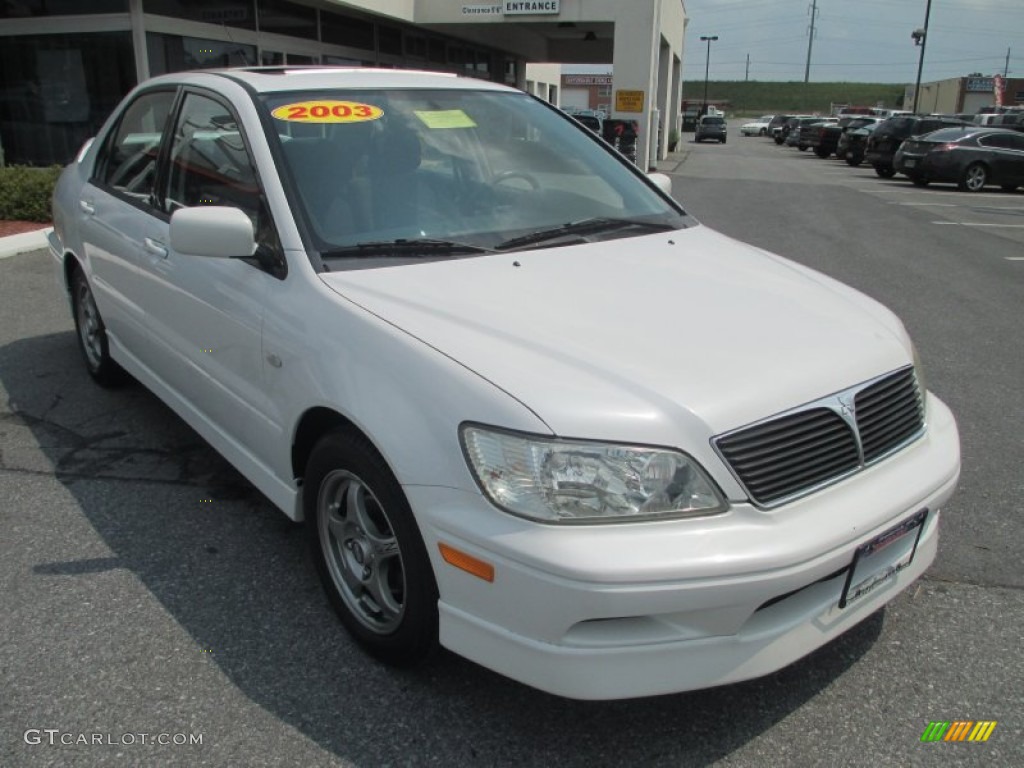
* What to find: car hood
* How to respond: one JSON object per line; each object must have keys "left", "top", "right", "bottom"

{"left": 319, "top": 225, "right": 910, "bottom": 443}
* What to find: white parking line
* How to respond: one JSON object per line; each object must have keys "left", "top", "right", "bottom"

{"left": 932, "top": 222, "right": 1024, "bottom": 228}
{"left": 883, "top": 189, "right": 1016, "bottom": 198}
{"left": 1006, "top": 257, "right": 1024, "bottom": 261}
{"left": 896, "top": 202, "right": 957, "bottom": 207}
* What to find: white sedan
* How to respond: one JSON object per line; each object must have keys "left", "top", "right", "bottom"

{"left": 740, "top": 115, "right": 775, "bottom": 136}
{"left": 49, "top": 68, "right": 959, "bottom": 700}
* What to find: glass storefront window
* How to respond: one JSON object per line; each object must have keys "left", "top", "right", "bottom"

{"left": 147, "top": 32, "right": 256, "bottom": 76}
{"left": 257, "top": 0, "right": 317, "bottom": 41}
{"left": 144, "top": 0, "right": 255, "bottom": 30}
{"left": 0, "top": 0, "right": 127, "bottom": 17}
{"left": 378, "top": 26, "right": 402, "bottom": 56}
{"left": 320, "top": 11, "right": 374, "bottom": 51}
{"left": 0, "top": 31, "right": 134, "bottom": 166}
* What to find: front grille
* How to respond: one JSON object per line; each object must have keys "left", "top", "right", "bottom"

{"left": 715, "top": 408, "right": 860, "bottom": 505}
{"left": 855, "top": 367, "right": 925, "bottom": 462}
{"left": 714, "top": 367, "right": 924, "bottom": 507}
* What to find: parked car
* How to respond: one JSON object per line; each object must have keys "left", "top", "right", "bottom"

{"left": 990, "top": 112, "right": 1024, "bottom": 132}
{"left": 573, "top": 113, "right": 602, "bottom": 133}
{"left": 776, "top": 115, "right": 813, "bottom": 145}
{"left": 833, "top": 117, "right": 883, "bottom": 160}
{"left": 740, "top": 115, "right": 774, "bottom": 136}
{"left": 894, "top": 126, "right": 1024, "bottom": 191}
{"left": 865, "top": 115, "right": 971, "bottom": 178}
{"left": 789, "top": 117, "right": 832, "bottom": 150}
{"left": 767, "top": 114, "right": 794, "bottom": 143}
{"left": 49, "top": 67, "right": 959, "bottom": 701}
{"left": 839, "top": 121, "right": 881, "bottom": 166}
{"left": 695, "top": 114, "right": 727, "bottom": 143}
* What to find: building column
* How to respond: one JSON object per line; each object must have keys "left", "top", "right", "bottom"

{"left": 610, "top": 2, "right": 659, "bottom": 167}
{"left": 670, "top": 53, "right": 681, "bottom": 144}
{"left": 656, "top": 37, "right": 671, "bottom": 161}
{"left": 129, "top": 0, "right": 149, "bottom": 82}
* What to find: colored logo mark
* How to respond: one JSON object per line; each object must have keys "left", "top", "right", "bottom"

{"left": 921, "top": 721, "right": 997, "bottom": 742}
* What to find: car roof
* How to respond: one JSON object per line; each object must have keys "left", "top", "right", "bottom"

{"left": 141, "top": 66, "right": 516, "bottom": 95}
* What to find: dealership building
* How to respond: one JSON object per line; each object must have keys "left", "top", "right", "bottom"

{"left": 0, "top": 0, "right": 686, "bottom": 169}
{"left": 905, "top": 74, "right": 1024, "bottom": 114}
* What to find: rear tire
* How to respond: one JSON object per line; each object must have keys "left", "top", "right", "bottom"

{"left": 846, "top": 153, "right": 863, "bottom": 167}
{"left": 814, "top": 147, "right": 829, "bottom": 158}
{"left": 958, "top": 162, "right": 987, "bottom": 192}
{"left": 70, "top": 268, "right": 126, "bottom": 387}
{"left": 875, "top": 166, "right": 896, "bottom": 179}
{"left": 911, "top": 175, "right": 930, "bottom": 187}
{"left": 305, "top": 430, "right": 439, "bottom": 666}
{"left": 798, "top": 145, "right": 808, "bottom": 152}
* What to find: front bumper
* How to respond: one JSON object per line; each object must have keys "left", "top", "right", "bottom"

{"left": 412, "top": 394, "right": 959, "bottom": 700}
{"left": 47, "top": 228, "right": 69, "bottom": 301}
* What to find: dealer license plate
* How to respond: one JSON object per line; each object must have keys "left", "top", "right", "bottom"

{"left": 904, "top": 158, "right": 917, "bottom": 168}
{"left": 839, "top": 509, "right": 928, "bottom": 609}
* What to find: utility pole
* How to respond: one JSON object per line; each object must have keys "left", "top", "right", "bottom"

{"left": 1005, "top": 47, "right": 1011, "bottom": 78}
{"left": 911, "top": 0, "right": 933, "bottom": 114}
{"left": 804, "top": 0, "right": 818, "bottom": 83}
{"left": 745, "top": 53, "right": 750, "bottom": 81}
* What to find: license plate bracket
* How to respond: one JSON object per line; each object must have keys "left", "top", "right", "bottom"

{"left": 839, "top": 508, "right": 928, "bottom": 609}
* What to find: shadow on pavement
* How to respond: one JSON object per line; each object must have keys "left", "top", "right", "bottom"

{"left": 1, "top": 330, "right": 884, "bottom": 767}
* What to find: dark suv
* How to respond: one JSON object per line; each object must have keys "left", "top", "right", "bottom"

{"left": 865, "top": 115, "right": 971, "bottom": 178}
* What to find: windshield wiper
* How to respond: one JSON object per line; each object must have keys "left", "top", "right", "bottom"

{"left": 321, "top": 238, "right": 495, "bottom": 258}
{"left": 495, "top": 217, "right": 677, "bottom": 251}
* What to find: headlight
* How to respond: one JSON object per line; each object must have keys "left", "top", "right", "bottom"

{"left": 460, "top": 425, "right": 727, "bottom": 524}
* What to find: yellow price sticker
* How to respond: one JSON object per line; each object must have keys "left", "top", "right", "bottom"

{"left": 414, "top": 109, "right": 478, "bottom": 129}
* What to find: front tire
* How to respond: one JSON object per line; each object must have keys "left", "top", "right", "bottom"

{"left": 959, "top": 162, "right": 987, "bottom": 192}
{"left": 846, "top": 153, "right": 863, "bottom": 167}
{"left": 875, "top": 166, "right": 895, "bottom": 179}
{"left": 910, "top": 175, "right": 930, "bottom": 187}
{"left": 70, "top": 268, "right": 125, "bottom": 387}
{"left": 305, "top": 430, "right": 438, "bottom": 666}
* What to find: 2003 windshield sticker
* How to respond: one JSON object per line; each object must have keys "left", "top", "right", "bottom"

{"left": 271, "top": 101, "right": 383, "bottom": 123}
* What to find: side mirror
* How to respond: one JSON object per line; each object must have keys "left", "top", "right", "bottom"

{"left": 647, "top": 172, "right": 673, "bottom": 196}
{"left": 170, "top": 206, "right": 256, "bottom": 258}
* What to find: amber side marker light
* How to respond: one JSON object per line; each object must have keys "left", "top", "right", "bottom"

{"left": 439, "top": 543, "right": 495, "bottom": 582}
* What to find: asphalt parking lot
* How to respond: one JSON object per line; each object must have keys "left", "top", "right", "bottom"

{"left": 2, "top": 124, "right": 1022, "bottom": 767}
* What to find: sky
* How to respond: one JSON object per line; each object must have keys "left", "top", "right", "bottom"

{"left": 678, "top": 0, "right": 1024, "bottom": 83}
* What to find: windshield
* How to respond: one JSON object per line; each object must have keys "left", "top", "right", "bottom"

{"left": 701, "top": 117, "right": 725, "bottom": 125}
{"left": 260, "top": 88, "right": 686, "bottom": 256}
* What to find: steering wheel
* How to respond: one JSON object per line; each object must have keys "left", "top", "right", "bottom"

{"left": 492, "top": 170, "right": 540, "bottom": 191}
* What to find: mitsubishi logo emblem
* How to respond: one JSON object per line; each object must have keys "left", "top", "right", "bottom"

{"left": 837, "top": 394, "right": 855, "bottom": 419}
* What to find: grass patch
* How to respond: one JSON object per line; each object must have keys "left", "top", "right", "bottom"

{"left": 684, "top": 81, "right": 908, "bottom": 116}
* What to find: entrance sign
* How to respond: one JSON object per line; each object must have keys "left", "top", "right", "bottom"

{"left": 503, "top": 1, "right": 560, "bottom": 15}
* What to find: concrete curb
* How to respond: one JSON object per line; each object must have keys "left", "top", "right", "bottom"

{"left": 0, "top": 227, "right": 51, "bottom": 259}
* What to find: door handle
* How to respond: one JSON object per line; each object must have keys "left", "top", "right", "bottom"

{"left": 144, "top": 237, "right": 168, "bottom": 259}
{"left": 79, "top": 199, "right": 95, "bottom": 215}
